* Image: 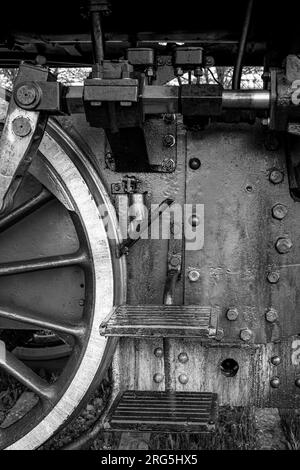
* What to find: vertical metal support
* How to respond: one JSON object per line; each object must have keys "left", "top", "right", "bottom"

{"left": 0, "top": 63, "right": 50, "bottom": 213}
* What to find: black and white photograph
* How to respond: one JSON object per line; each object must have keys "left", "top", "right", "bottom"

{"left": 0, "top": 0, "right": 299, "bottom": 458}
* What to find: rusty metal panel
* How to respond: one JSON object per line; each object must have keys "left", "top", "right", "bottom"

{"left": 184, "top": 123, "right": 300, "bottom": 344}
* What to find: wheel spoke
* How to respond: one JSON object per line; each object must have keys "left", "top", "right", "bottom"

{"left": 0, "top": 344, "right": 54, "bottom": 400}
{"left": 0, "top": 305, "right": 85, "bottom": 338}
{"left": 0, "top": 188, "right": 53, "bottom": 234}
{"left": 0, "top": 250, "right": 88, "bottom": 276}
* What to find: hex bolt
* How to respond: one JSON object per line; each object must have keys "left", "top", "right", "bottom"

{"left": 270, "top": 377, "right": 280, "bottom": 388}
{"left": 240, "top": 328, "right": 253, "bottom": 342}
{"left": 15, "top": 84, "right": 39, "bottom": 108}
{"left": 163, "top": 134, "right": 176, "bottom": 148}
{"left": 154, "top": 347, "right": 163, "bottom": 358}
{"left": 267, "top": 271, "right": 280, "bottom": 284}
{"left": 295, "top": 378, "right": 300, "bottom": 388}
{"left": 275, "top": 237, "right": 293, "bottom": 254}
{"left": 226, "top": 308, "right": 239, "bottom": 321}
{"left": 178, "top": 352, "right": 189, "bottom": 364}
{"left": 153, "top": 373, "right": 164, "bottom": 383}
{"left": 189, "top": 157, "right": 201, "bottom": 170}
{"left": 12, "top": 116, "right": 32, "bottom": 137}
{"left": 271, "top": 355, "right": 281, "bottom": 366}
{"left": 169, "top": 255, "right": 181, "bottom": 268}
{"left": 272, "top": 204, "right": 288, "bottom": 220}
{"left": 265, "top": 308, "right": 278, "bottom": 323}
{"left": 188, "top": 269, "right": 200, "bottom": 282}
{"left": 178, "top": 374, "right": 189, "bottom": 385}
{"left": 161, "top": 158, "right": 175, "bottom": 172}
{"left": 269, "top": 169, "right": 284, "bottom": 184}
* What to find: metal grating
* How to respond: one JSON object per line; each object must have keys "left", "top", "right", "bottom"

{"left": 106, "top": 390, "right": 218, "bottom": 432}
{"left": 100, "top": 305, "right": 219, "bottom": 338}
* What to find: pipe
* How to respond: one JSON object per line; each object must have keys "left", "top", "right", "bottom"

{"left": 232, "top": 0, "right": 254, "bottom": 90}
{"left": 222, "top": 90, "right": 270, "bottom": 109}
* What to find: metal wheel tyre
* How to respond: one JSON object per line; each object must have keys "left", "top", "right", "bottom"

{"left": 0, "top": 90, "right": 126, "bottom": 449}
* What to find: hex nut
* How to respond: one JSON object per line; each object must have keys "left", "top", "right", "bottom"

{"left": 188, "top": 269, "right": 200, "bottom": 282}
{"left": 272, "top": 204, "right": 288, "bottom": 220}
{"left": 226, "top": 308, "right": 239, "bottom": 321}
{"left": 265, "top": 308, "right": 278, "bottom": 323}
{"left": 275, "top": 237, "right": 293, "bottom": 254}
{"left": 178, "top": 352, "right": 189, "bottom": 364}
{"left": 240, "top": 328, "right": 253, "bottom": 342}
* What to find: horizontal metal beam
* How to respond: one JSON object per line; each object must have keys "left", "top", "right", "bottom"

{"left": 65, "top": 85, "right": 270, "bottom": 115}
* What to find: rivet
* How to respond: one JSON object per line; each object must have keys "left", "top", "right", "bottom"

{"left": 267, "top": 271, "right": 280, "bottom": 284}
{"left": 163, "top": 134, "right": 175, "bottom": 148}
{"left": 269, "top": 169, "right": 284, "bottom": 184}
{"left": 270, "top": 377, "right": 280, "bottom": 388}
{"left": 265, "top": 308, "right": 278, "bottom": 323}
{"left": 271, "top": 355, "right": 281, "bottom": 366}
{"left": 153, "top": 373, "right": 164, "bottom": 383}
{"left": 178, "top": 352, "right": 189, "bottom": 364}
{"left": 188, "top": 214, "right": 200, "bottom": 227}
{"left": 154, "top": 347, "right": 163, "bottom": 358}
{"left": 275, "top": 237, "right": 293, "bottom": 254}
{"left": 12, "top": 116, "right": 32, "bottom": 137}
{"left": 272, "top": 204, "right": 288, "bottom": 220}
{"left": 226, "top": 308, "right": 239, "bottom": 321}
{"left": 240, "top": 328, "right": 253, "bottom": 342}
{"left": 295, "top": 378, "right": 300, "bottom": 388}
{"left": 178, "top": 374, "right": 189, "bottom": 384}
{"left": 188, "top": 269, "right": 200, "bottom": 282}
{"left": 189, "top": 158, "right": 201, "bottom": 170}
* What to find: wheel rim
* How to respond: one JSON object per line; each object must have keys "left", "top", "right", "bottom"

{"left": 0, "top": 93, "right": 126, "bottom": 449}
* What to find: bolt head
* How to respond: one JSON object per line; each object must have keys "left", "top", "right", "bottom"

{"left": 271, "top": 355, "right": 281, "bottom": 366}
{"left": 189, "top": 158, "right": 201, "bottom": 170}
{"left": 154, "top": 347, "right": 163, "bottom": 358}
{"left": 163, "top": 134, "right": 175, "bottom": 148}
{"left": 188, "top": 215, "right": 200, "bottom": 227}
{"left": 14, "top": 84, "right": 40, "bottom": 109}
{"left": 265, "top": 308, "right": 278, "bottom": 323}
{"left": 178, "top": 352, "right": 189, "bottom": 364}
{"left": 188, "top": 269, "right": 200, "bottom": 282}
{"left": 270, "top": 376, "right": 280, "bottom": 388}
{"left": 272, "top": 204, "right": 288, "bottom": 220}
{"left": 12, "top": 116, "right": 32, "bottom": 137}
{"left": 153, "top": 373, "right": 164, "bottom": 383}
{"left": 240, "top": 328, "right": 253, "bottom": 342}
{"left": 226, "top": 308, "right": 239, "bottom": 321}
{"left": 295, "top": 378, "right": 300, "bottom": 388}
{"left": 275, "top": 237, "right": 293, "bottom": 254}
{"left": 178, "top": 374, "right": 189, "bottom": 385}
{"left": 169, "top": 255, "right": 181, "bottom": 268}
{"left": 267, "top": 271, "right": 280, "bottom": 284}
{"left": 269, "top": 169, "right": 284, "bottom": 184}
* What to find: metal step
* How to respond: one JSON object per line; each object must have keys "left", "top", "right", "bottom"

{"left": 100, "top": 305, "right": 219, "bottom": 338}
{"left": 105, "top": 390, "right": 218, "bottom": 432}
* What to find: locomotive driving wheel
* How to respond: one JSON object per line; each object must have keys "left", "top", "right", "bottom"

{"left": 0, "top": 91, "right": 126, "bottom": 449}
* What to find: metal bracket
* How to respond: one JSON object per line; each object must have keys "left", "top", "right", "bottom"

{"left": 0, "top": 63, "right": 53, "bottom": 213}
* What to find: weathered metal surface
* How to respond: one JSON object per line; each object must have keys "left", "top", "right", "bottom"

{"left": 184, "top": 123, "right": 300, "bottom": 344}
{"left": 100, "top": 305, "right": 219, "bottom": 338}
{"left": 106, "top": 390, "right": 218, "bottom": 432}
